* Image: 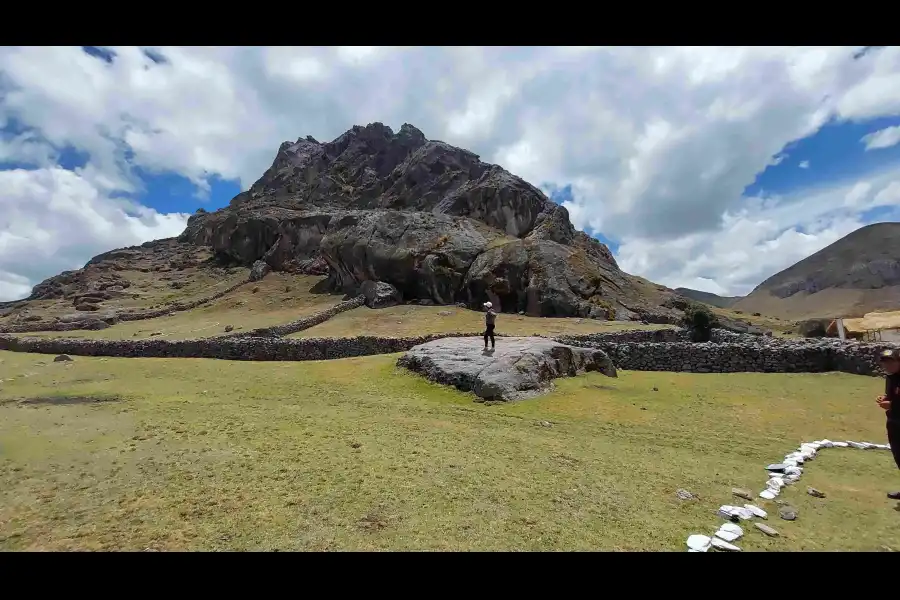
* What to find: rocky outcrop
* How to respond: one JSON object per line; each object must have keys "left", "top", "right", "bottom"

{"left": 19, "top": 239, "right": 210, "bottom": 303}
{"left": 249, "top": 260, "right": 271, "bottom": 282}
{"left": 396, "top": 336, "right": 617, "bottom": 401}
{"left": 360, "top": 281, "right": 402, "bottom": 309}
{"left": 176, "top": 122, "right": 679, "bottom": 319}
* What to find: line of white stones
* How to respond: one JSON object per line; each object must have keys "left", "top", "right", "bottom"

{"left": 686, "top": 438, "right": 892, "bottom": 552}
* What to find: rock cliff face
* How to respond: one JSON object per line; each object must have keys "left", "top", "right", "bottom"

{"left": 12, "top": 122, "right": 684, "bottom": 321}
{"left": 177, "top": 122, "right": 678, "bottom": 319}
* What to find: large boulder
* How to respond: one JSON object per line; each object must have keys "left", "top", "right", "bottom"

{"left": 249, "top": 259, "right": 271, "bottom": 282}
{"left": 797, "top": 318, "right": 832, "bottom": 338}
{"left": 397, "top": 336, "right": 617, "bottom": 401}
{"left": 360, "top": 280, "right": 403, "bottom": 308}
{"left": 460, "top": 238, "right": 629, "bottom": 318}
{"left": 321, "top": 210, "right": 501, "bottom": 303}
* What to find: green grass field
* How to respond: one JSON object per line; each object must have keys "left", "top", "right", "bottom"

{"left": 1, "top": 349, "right": 897, "bottom": 551}
{"left": 293, "top": 305, "right": 671, "bottom": 339}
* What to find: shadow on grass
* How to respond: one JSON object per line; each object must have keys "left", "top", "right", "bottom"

{"left": 16, "top": 394, "right": 125, "bottom": 407}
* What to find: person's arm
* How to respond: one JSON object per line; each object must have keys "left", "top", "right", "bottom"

{"left": 878, "top": 375, "right": 899, "bottom": 410}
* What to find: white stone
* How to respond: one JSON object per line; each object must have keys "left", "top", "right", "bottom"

{"left": 784, "top": 466, "right": 802, "bottom": 475}
{"left": 719, "top": 522, "right": 743, "bottom": 535}
{"left": 759, "top": 489, "right": 776, "bottom": 500}
{"left": 717, "top": 506, "right": 738, "bottom": 519}
{"left": 716, "top": 528, "right": 741, "bottom": 542}
{"left": 832, "top": 441, "right": 849, "bottom": 448}
{"left": 873, "top": 443, "right": 891, "bottom": 450}
{"left": 688, "top": 548, "right": 703, "bottom": 552}
{"left": 820, "top": 439, "right": 834, "bottom": 448}
{"left": 743, "top": 504, "right": 767, "bottom": 519}
{"left": 767, "top": 478, "right": 784, "bottom": 490}
{"left": 735, "top": 507, "right": 754, "bottom": 520}
{"left": 803, "top": 442, "right": 822, "bottom": 450}
{"left": 716, "top": 523, "right": 744, "bottom": 542}
{"left": 710, "top": 537, "right": 742, "bottom": 552}
{"left": 687, "top": 534, "right": 712, "bottom": 551}
{"left": 848, "top": 441, "right": 866, "bottom": 449}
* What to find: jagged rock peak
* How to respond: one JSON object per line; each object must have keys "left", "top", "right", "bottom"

{"left": 171, "top": 121, "right": 681, "bottom": 320}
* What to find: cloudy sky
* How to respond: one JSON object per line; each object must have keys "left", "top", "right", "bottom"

{"left": 1, "top": 46, "right": 899, "bottom": 302}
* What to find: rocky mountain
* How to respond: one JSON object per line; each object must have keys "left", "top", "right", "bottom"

{"left": 733, "top": 222, "right": 900, "bottom": 320}
{"left": 9, "top": 122, "right": 688, "bottom": 322}
{"left": 674, "top": 288, "right": 742, "bottom": 309}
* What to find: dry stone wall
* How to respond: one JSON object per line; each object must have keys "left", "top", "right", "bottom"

{"left": 0, "top": 332, "right": 483, "bottom": 361}
{"left": 0, "top": 326, "right": 895, "bottom": 377}
{"left": 557, "top": 330, "right": 899, "bottom": 376}
{"left": 223, "top": 296, "right": 365, "bottom": 338}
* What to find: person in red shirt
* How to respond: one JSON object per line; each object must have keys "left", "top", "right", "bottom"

{"left": 876, "top": 348, "right": 900, "bottom": 500}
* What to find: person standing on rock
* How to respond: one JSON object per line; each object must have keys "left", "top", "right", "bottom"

{"left": 483, "top": 301, "right": 497, "bottom": 352}
{"left": 876, "top": 348, "right": 900, "bottom": 500}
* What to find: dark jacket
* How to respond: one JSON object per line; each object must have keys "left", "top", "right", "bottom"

{"left": 887, "top": 372, "right": 900, "bottom": 422}
{"left": 485, "top": 310, "right": 497, "bottom": 326}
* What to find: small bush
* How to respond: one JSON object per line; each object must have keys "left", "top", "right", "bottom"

{"left": 587, "top": 295, "right": 616, "bottom": 320}
{"left": 681, "top": 303, "right": 718, "bottom": 342}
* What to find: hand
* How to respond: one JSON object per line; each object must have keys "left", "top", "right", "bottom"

{"left": 877, "top": 396, "right": 892, "bottom": 410}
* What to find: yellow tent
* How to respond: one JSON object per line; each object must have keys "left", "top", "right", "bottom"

{"left": 827, "top": 310, "right": 900, "bottom": 336}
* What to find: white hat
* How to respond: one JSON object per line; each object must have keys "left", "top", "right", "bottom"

{"left": 483, "top": 301, "right": 493, "bottom": 308}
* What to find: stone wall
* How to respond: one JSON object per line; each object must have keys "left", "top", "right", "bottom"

{"left": 557, "top": 329, "right": 685, "bottom": 345}
{"left": 0, "top": 327, "right": 896, "bottom": 377}
{"left": 223, "top": 296, "right": 366, "bottom": 338}
{"left": 558, "top": 329, "right": 898, "bottom": 376}
{"left": 0, "top": 332, "right": 482, "bottom": 361}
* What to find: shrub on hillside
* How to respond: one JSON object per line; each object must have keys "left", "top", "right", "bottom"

{"left": 681, "top": 303, "right": 718, "bottom": 342}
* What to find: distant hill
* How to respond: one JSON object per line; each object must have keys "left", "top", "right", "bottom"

{"left": 674, "top": 287, "right": 742, "bottom": 309}
{"left": 732, "top": 222, "right": 900, "bottom": 320}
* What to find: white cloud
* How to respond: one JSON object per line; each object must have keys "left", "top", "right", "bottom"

{"left": 861, "top": 125, "right": 900, "bottom": 150}
{"left": 799, "top": 160, "right": 810, "bottom": 169}
{"left": 616, "top": 166, "right": 900, "bottom": 296}
{"left": 0, "top": 167, "right": 187, "bottom": 301}
{"left": 1, "top": 45, "right": 900, "bottom": 300}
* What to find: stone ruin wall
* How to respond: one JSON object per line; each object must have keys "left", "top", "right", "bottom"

{"left": 0, "top": 327, "right": 896, "bottom": 377}
{"left": 222, "top": 296, "right": 365, "bottom": 338}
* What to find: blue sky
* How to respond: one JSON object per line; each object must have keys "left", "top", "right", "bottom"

{"left": 549, "top": 115, "right": 900, "bottom": 255}
{"left": 1, "top": 46, "right": 899, "bottom": 301}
